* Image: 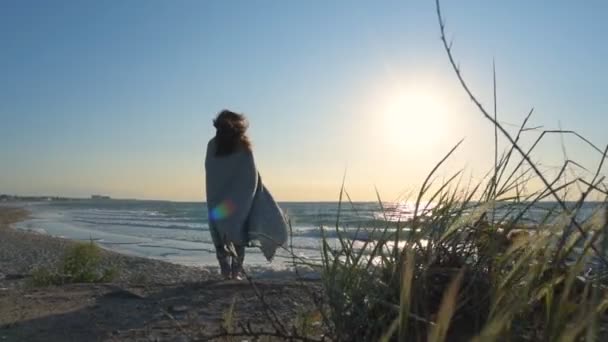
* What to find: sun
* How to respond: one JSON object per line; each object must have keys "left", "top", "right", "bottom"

{"left": 382, "top": 88, "right": 450, "bottom": 152}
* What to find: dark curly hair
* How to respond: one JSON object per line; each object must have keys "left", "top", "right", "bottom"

{"left": 213, "top": 109, "right": 252, "bottom": 156}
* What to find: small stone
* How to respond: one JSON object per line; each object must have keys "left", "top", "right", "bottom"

{"left": 171, "top": 335, "right": 189, "bottom": 342}
{"left": 169, "top": 305, "right": 189, "bottom": 313}
{"left": 103, "top": 289, "right": 144, "bottom": 299}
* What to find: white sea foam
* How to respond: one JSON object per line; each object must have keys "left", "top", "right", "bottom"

{"left": 12, "top": 200, "right": 603, "bottom": 271}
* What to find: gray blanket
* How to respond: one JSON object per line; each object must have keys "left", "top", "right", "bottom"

{"left": 205, "top": 138, "right": 288, "bottom": 261}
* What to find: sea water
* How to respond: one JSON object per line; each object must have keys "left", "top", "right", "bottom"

{"left": 13, "top": 200, "right": 606, "bottom": 270}
{"left": 14, "top": 200, "right": 392, "bottom": 269}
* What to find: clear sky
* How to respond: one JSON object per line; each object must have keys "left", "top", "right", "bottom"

{"left": 1, "top": 0, "right": 607, "bottom": 201}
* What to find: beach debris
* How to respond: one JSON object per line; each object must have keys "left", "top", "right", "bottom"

{"left": 102, "top": 288, "right": 145, "bottom": 300}
{"left": 3, "top": 274, "right": 27, "bottom": 280}
{"left": 170, "top": 335, "right": 189, "bottom": 342}
{"left": 169, "top": 305, "right": 189, "bottom": 313}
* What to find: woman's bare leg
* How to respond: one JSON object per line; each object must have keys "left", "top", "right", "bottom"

{"left": 215, "top": 245, "right": 232, "bottom": 279}
{"left": 210, "top": 223, "right": 232, "bottom": 278}
{"left": 231, "top": 244, "right": 245, "bottom": 279}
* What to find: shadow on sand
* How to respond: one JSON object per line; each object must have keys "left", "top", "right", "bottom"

{"left": 0, "top": 278, "right": 318, "bottom": 341}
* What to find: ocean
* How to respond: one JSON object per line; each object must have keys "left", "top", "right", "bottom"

{"left": 13, "top": 200, "right": 606, "bottom": 270}
{"left": 14, "top": 200, "right": 392, "bottom": 269}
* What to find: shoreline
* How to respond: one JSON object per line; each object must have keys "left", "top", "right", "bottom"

{"left": 5, "top": 200, "right": 309, "bottom": 271}
{"left": 0, "top": 206, "right": 215, "bottom": 287}
{"left": 0, "top": 206, "right": 319, "bottom": 341}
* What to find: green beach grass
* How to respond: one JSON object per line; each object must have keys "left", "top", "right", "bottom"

{"left": 31, "top": 241, "right": 117, "bottom": 286}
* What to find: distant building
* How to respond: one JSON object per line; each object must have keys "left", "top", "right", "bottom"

{"left": 91, "top": 195, "right": 111, "bottom": 200}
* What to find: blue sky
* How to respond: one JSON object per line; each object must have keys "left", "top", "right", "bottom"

{"left": 1, "top": 0, "right": 606, "bottom": 201}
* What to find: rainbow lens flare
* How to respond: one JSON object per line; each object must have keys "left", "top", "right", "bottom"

{"left": 210, "top": 199, "right": 236, "bottom": 221}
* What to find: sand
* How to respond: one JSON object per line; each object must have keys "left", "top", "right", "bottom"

{"left": 0, "top": 206, "right": 320, "bottom": 341}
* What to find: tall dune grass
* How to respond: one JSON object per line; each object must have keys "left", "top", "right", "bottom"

{"left": 311, "top": 2, "right": 608, "bottom": 341}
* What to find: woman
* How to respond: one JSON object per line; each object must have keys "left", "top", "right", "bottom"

{"left": 205, "top": 110, "right": 288, "bottom": 280}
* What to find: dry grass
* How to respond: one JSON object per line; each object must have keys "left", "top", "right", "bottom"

{"left": 301, "top": 2, "right": 608, "bottom": 341}
{"left": 0, "top": 207, "right": 29, "bottom": 229}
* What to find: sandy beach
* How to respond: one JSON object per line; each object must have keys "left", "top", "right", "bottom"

{"left": 0, "top": 206, "right": 319, "bottom": 341}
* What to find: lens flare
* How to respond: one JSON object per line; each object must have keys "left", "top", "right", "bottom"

{"left": 210, "top": 199, "right": 236, "bottom": 221}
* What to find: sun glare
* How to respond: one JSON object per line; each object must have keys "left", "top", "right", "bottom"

{"left": 383, "top": 88, "right": 450, "bottom": 152}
